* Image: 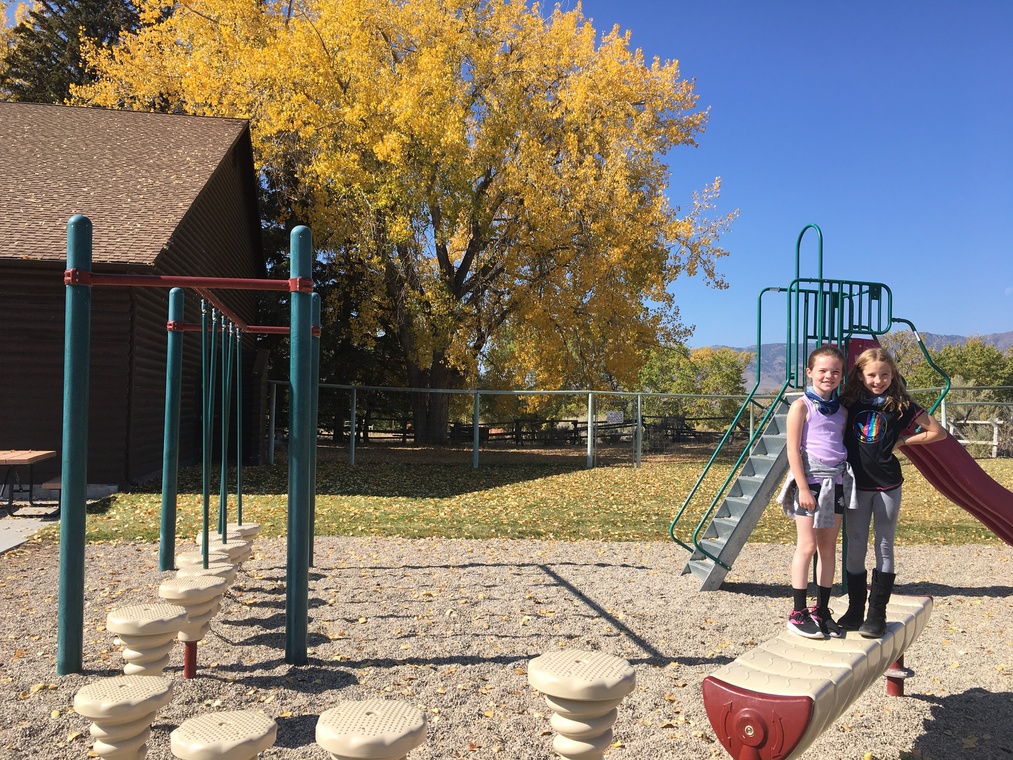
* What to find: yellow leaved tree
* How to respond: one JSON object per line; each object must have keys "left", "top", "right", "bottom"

{"left": 76, "top": 0, "right": 735, "bottom": 442}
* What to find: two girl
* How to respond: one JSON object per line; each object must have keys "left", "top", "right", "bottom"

{"left": 781, "top": 344, "right": 945, "bottom": 639}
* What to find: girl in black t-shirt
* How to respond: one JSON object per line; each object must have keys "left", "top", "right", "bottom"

{"left": 838, "top": 347, "right": 945, "bottom": 637}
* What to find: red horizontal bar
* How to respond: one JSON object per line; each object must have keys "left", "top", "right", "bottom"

{"left": 65, "top": 269, "right": 297, "bottom": 292}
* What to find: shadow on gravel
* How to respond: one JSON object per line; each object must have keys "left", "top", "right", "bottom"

{"left": 897, "top": 581, "right": 1013, "bottom": 598}
{"left": 909, "top": 687, "right": 1013, "bottom": 758}
{"left": 717, "top": 581, "right": 784, "bottom": 598}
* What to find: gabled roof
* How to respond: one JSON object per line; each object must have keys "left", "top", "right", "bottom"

{"left": 0, "top": 102, "right": 257, "bottom": 266}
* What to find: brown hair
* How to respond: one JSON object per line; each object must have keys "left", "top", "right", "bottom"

{"left": 841, "top": 347, "right": 911, "bottom": 411}
{"left": 807, "top": 344, "right": 846, "bottom": 371}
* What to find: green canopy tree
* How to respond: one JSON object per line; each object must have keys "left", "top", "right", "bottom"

{"left": 76, "top": 0, "right": 735, "bottom": 443}
{"left": 0, "top": 0, "right": 138, "bottom": 102}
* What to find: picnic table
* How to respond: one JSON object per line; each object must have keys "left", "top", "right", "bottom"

{"left": 0, "top": 449, "right": 57, "bottom": 516}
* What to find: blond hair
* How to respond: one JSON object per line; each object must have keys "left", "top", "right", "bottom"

{"left": 842, "top": 347, "right": 911, "bottom": 412}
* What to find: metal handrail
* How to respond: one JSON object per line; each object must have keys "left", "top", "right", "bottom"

{"left": 668, "top": 285, "right": 789, "bottom": 566}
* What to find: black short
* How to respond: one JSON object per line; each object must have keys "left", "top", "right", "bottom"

{"left": 793, "top": 483, "right": 845, "bottom": 517}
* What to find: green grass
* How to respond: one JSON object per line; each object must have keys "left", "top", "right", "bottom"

{"left": 35, "top": 453, "right": 1013, "bottom": 546}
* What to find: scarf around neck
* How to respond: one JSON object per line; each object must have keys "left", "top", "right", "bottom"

{"left": 804, "top": 386, "right": 840, "bottom": 415}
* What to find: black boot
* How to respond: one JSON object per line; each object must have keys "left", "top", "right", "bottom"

{"left": 859, "top": 569, "right": 896, "bottom": 638}
{"left": 836, "top": 571, "right": 868, "bottom": 630}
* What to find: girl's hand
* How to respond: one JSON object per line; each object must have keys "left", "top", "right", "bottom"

{"left": 797, "top": 484, "right": 817, "bottom": 513}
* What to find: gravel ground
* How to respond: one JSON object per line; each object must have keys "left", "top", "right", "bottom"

{"left": 1, "top": 537, "right": 1011, "bottom": 760}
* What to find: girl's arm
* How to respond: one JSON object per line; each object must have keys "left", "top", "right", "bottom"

{"left": 897, "top": 410, "right": 947, "bottom": 448}
{"left": 786, "top": 397, "right": 816, "bottom": 512}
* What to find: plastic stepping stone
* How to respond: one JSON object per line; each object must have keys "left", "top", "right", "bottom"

{"left": 170, "top": 710, "right": 276, "bottom": 760}
{"left": 203, "top": 538, "right": 252, "bottom": 565}
{"left": 158, "top": 575, "right": 228, "bottom": 642}
{"left": 196, "top": 530, "right": 246, "bottom": 546}
{"left": 177, "top": 561, "right": 238, "bottom": 585}
{"left": 527, "top": 650, "right": 636, "bottom": 760}
{"left": 73, "top": 675, "right": 174, "bottom": 760}
{"left": 107, "top": 603, "right": 189, "bottom": 676}
{"left": 225, "top": 522, "right": 261, "bottom": 539}
{"left": 316, "top": 699, "right": 427, "bottom": 760}
{"left": 176, "top": 550, "right": 231, "bottom": 568}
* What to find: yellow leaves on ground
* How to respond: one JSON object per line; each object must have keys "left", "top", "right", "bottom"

{"left": 32, "top": 451, "right": 1013, "bottom": 546}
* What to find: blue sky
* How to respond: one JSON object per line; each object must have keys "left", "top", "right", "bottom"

{"left": 574, "top": 0, "right": 1013, "bottom": 348}
{"left": 6, "top": 2, "right": 1011, "bottom": 349}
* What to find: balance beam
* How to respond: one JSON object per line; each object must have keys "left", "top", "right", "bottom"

{"left": 703, "top": 594, "right": 932, "bottom": 760}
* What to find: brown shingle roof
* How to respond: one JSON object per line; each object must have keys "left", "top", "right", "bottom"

{"left": 0, "top": 102, "right": 252, "bottom": 266}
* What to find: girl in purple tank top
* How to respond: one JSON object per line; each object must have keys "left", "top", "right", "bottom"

{"left": 783, "top": 345, "right": 850, "bottom": 639}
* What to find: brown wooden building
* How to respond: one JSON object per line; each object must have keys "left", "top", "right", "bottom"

{"left": 0, "top": 102, "right": 269, "bottom": 488}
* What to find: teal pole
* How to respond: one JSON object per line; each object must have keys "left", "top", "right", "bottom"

{"left": 159, "top": 288, "right": 184, "bottom": 571}
{"left": 286, "top": 225, "right": 313, "bottom": 664}
{"left": 349, "top": 387, "right": 357, "bottom": 465}
{"left": 219, "top": 323, "right": 235, "bottom": 534}
{"left": 57, "top": 215, "right": 92, "bottom": 675}
{"left": 309, "top": 292, "right": 321, "bottom": 567}
{"left": 199, "top": 304, "right": 214, "bottom": 566}
{"left": 235, "top": 328, "right": 244, "bottom": 525}
{"left": 472, "top": 392, "right": 480, "bottom": 469}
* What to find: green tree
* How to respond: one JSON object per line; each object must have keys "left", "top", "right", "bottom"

{"left": 638, "top": 344, "right": 750, "bottom": 427}
{"left": 0, "top": 0, "right": 138, "bottom": 102}
{"left": 76, "top": 0, "right": 736, "bottom": 443}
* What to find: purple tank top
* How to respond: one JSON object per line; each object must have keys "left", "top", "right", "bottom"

{"left": 800, "top": 394, "right": 847, "bottom": 482}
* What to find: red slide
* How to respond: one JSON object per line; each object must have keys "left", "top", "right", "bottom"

{"left": 902, "top": 435, "right": 1013, "bottom": 547}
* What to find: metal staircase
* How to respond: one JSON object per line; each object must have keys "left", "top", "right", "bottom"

{"left": 681, "top": 398, "right": 791, "bottom": 590}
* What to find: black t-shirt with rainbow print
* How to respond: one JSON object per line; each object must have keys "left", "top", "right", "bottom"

{"left": 844, "top": 398, "right": 923, "bottom": 491}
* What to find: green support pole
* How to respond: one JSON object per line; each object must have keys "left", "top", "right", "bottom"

{"left": 349, "top": 387, "right": 357, "bottom": 465}
{"left": 309, "top": 292, "right": 321, "bottom": 567}
{"left": 57, "top": 214, "right": 92, "bottom": 675}
{"left": 159, "top": 288, "right": 184, "bottom": 571}
{"left": 635, "top": 394, "right": 643, "bottom": 469}
{"left": 472, "top": 392, "right": 480, "bottom": 469}
{"left": 219, "top": 323, "right": 235, "bottom": 534}
{"left": 236, "top": 328, "right": 244, "bottom": 525}
{"left": 286, "top": 225, "right": 313, "bottom": 665}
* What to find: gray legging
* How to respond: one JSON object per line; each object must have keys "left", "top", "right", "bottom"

{"left": 845, "top": 486, "right": 902, "bottom": 575}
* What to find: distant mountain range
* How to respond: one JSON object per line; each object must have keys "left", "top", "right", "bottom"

{"left": 715, "top": 331, "right": 1013, "bottom": 391}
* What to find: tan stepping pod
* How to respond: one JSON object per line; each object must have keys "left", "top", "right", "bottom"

{"left": 316, "top": 699, "right": 427, "bottom": 760}
{"left": 74, "top": 675, "right": 174, "bottom": 760}
{"left": 226, "top": 521, "right": 261, "bottom": 539}
{"left": 203, "top": 538, "right": 253, "bottom": 565}
{"left": 176, "top": 550, "right": 231, "bottom": 568}
{"left": 158, "top": 575, "right": 228, "bottom": 642}
{"left": 196, "top": 529, "right": 246, "bottom": 546}
{"left": 177, "top": 561, "right": 238, "bottom": 585}
{"left": 107, "top": 603, "right": 189, "bottom": 676}
{"left": 527, "top": 650, "right": 636, "bottom": 760}
{"left": 170, "top": 709, "right": 277, "bottom": 760}
{"left": 703, "top": 594, "right": 933, "bottom": 760}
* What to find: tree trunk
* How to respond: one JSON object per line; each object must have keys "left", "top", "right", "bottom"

{"left": 407, "top": 355, "right": 459, "bottom": 445}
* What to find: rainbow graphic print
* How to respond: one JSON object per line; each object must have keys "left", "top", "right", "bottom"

{"left": 853, "top": 409, "right": 887, "bottom": 444}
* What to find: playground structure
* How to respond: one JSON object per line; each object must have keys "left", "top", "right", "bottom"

{"left": 57, "top": 215, "right": 320, "bottom": 675}
{"left": 669, "top": 223, "right": 1013, "bottom": 592}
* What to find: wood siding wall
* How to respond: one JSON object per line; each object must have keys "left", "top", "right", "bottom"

{"left": 0, "top": 138, "right": 270, "bottom": 488}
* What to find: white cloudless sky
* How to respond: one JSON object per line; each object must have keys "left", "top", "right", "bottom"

{"left": 6, "top": 1, "right": 1011, "bottom": 349}
{"left": 575, "top": 0, "right": 1013, "bottom": 348}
